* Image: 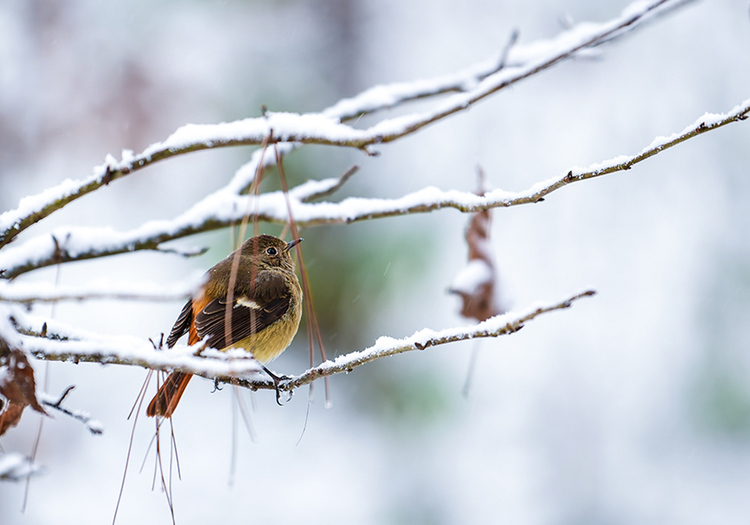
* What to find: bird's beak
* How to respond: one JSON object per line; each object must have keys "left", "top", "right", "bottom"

{"left": 286, "top": 238, "right": 303, "bottom": 252}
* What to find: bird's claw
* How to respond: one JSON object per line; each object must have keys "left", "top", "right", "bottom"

{"left": 262, "top": 366, "right": 292, "bottom": 406}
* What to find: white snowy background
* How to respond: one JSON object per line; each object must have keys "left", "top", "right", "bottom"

{"left": 1, "top": 0, "right": 750, "bottom": 524}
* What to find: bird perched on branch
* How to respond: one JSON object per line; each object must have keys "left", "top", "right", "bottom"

{"left": 147, "top": 234, "right": 303, "bottom": 418}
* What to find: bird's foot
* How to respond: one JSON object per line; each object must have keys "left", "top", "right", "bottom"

{"left": 261, "top": 366, "right": 292, "bottom": 406}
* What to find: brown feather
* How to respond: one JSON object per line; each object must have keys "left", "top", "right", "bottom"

{"left": 166, "top": 300, "right": 193, "bottom": 348}
{"left": 194, "top": 272, "right": 290, "bottom": 350}
{"left": 145, "top": 297, "right": 206, "bottom": 418}
{"left": 146, "top": 371, "right": 193, "bottom": 418}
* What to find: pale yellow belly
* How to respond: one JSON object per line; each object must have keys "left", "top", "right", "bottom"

{"left": 232, "top": 297, "right": 302, "bottom": 364}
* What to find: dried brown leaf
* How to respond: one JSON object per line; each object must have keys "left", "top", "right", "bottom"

{"left": 449, "top": 167, "right": 501, "bottom": 322}
{"left": 0, "top": 343, "right": 47, "bottom": 436}
{"left": 0, "top": 400, "right": 26, "bottom": 436}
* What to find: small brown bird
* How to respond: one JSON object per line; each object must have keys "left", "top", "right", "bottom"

{"left": 146, "top": 234, "right": 303, "bottom": 418}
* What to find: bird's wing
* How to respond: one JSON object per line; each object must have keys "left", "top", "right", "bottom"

{"left": 166, "top": 299, "right": 194, "bottom": 348}
{"left": 193, "top": 272, "right": 291, "bottom": 350}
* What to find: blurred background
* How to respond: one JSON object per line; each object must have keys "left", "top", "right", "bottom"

{"left": 1, "top": 0, "right": 750, "bottom": 523}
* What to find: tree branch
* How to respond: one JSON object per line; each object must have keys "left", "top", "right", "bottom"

{"left": 306, "top": 98, "right": 750, "bottom": 222}
{"left": 2, "top": 96, "right": 746, "bottom": 279}
{"left": 13, "top": 290, "right": 595, "bottom": 392}
{"left": 39, "top": 389, "right": 104, "bottom": 435}
{"left": 0, "top": 453, "right": 43, "bottom": 482}
{"left": 0, "top": 0, "right": 687, "bottom": 251}
{"left": 0, "top": 276, "right": 201, "bottom": 304}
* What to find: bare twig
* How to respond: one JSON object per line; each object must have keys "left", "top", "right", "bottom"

{"left": 299, "top": 165, "right": 359, "bottom": 202}
{"left": 39, "top": 389, "right": 104, "bottom": 435}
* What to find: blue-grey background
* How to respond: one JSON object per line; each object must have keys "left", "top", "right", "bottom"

{"left": 1, "top": 1, "right": 749, "bottom": 523}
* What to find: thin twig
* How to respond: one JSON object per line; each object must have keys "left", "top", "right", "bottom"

{"left": 299, "top": 165, "right": 359, "bottom": 202}
{"left": 39, "top": 389, "right": 104, "bottom": 435}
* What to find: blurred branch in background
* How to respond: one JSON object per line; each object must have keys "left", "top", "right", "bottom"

{"left": 0, "top": 454, "right": 43, "bottom": 482}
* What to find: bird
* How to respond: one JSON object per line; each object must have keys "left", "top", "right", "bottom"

{"left": 146, "top": 234, "right": 303, "bottom": 418}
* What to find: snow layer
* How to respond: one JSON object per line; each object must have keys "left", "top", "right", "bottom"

{"left": 0, "top": 272, "right": 203, "bottom": 302}
{"left": 450, "top": 259, "right": 493, "bottom": 295}
{"left": 0, "top": 453, "right": 42, "bottom": 481}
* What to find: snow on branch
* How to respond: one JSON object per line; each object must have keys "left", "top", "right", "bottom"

{"left": 9, "top": 290, "right": 594, "bottom": 392}
{"left": 226, "top": 290, "right": 596, "bottom": 392}
{"left": 0, "top": 274, "right": 202, "bottom": 304}
{"left": 0, "top": 453, "right": 43, "bottom": 482}
{"left": 293, "top": 97, "right": 750, "bottom": 222}
{"left": 2, "top": 96, "right": 746, "bottom": 280}
{"left": 38, "top": 388, "right": 104, "bottom": 435}
{"left": 0, "top": 0, "right": 686, "bottom": 251}
{"left": 130, "top": 0, "right": 687, "bottom": 156}
{"left": 6, "top": 306, "right": 264, "bottom": 379}
{"left": 19, "top": 330, "right": 265, "bottom": 380}
{"left": 0, "top": 175, "right": 353, "bottom": 279}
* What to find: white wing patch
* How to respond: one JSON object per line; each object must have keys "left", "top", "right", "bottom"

{"left": 236, "top": 296, "right": 261, "bottom": 310}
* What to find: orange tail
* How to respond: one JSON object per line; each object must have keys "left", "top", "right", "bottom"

{"left": 146, "top": 371, "right": 193, "bottom": 418}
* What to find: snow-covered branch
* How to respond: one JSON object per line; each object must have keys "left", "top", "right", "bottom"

{"left": 0, "top": 275, "right": 202, "bottom": 304}
{"left": 2, "top": 96, "right": 746, "bottom": 280}
{"left": 0, "top": 0, "right": 686, "bottom": 252}
{"left": 302, "top": 97, "right": 750, "bottom": 222}
{"left": 215, "top": 290, "right": 596, "bottom": 392}
{"left": 0, "top": 453, "right": 43, "bottom": 482}
{"left": 0, "top": 176, "right": 352, "bottom": 279}
{"left": 12, "top": 290, "right": 595, "bottom": 392}
{"left": 39, "top": 389, "right": 104, "bottom": 435}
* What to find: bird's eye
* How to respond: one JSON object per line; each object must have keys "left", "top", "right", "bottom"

{"left": 266, "top": 247, "right": 278, "bottom": 256}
